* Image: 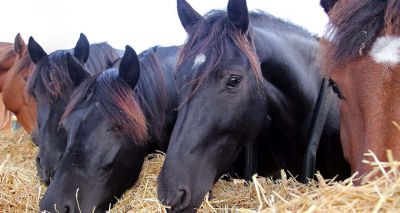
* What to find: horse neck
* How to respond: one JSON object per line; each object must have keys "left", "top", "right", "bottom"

{"left": 135, "top": 47, "right": 178, "bottom": 151}
{"left": 0, "top": 45, "right": 16, "bottom": 91}
{"left": 0, "top": 70, "right": 10, "bottom": 92}
{"left": 84, "top": 43, "right": 120, "bottom": 75}
{"left": 6, "top": 55, "right": 33, "bottom": 89}
{"left": 252, "top": 22, "right": 321, "bottom": 140}
{"left": 0, "top": 43, "right": 13, "bottom": 56}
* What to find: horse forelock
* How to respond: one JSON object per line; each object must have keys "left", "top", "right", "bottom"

{"left": 136, "top": 48, "right": 169, "bottom": 143}
{"left": 62, "top": 69, "right": 148, "bottom": 144}
{"left": 177, "top": 10, "right": 261, "bottom": 103}
{"left": 28, "top": 51, "right": 73, "bottom": 104}
{"left": 323, "top": 0, "right": 400, "bottom": 66}
{"left": 384, "top": 0, "right": 400, "bottom": 35}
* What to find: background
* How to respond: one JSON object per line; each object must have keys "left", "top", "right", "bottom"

{"left": 0, "top": 0, "right": 328, "bottom": 53}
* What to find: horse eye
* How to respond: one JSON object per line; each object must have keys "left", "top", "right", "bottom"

{"left": 102, "top": 162, "right": 113, "bottom": 171}
{"left": 71, "top": 151, "right": 82, "bottom": 167}
{"left": 329, "top": 79, "right": 345, "bottom": 100}
{"left": 227, "top": 76, "right": 242, "bottom": 89}
{"left": 108, "top": 123, "right": 121, "bottom": 132}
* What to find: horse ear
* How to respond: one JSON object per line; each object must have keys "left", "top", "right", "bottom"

{"left": 66, "top": 53, "right": 90, "bottom": 87}
{"left": 119, "top": 45, "right": 140, "bottom": 90}
{"left": 177, "top": 0, "right": 202, "bottom": 33}
{"left": 73, "top": 33, "right": 90, "bottom": 64}
{"left": 227, "top": 0, "right": 249, "bottom": 33}
{"left": 28, "top": 37, "right": 48, "bottom": 64}
{"left": 14, "top": 33, "right": 27, "bottom": 56}
{"left": 320, "top": 0, "right": 338, "bottom": 14}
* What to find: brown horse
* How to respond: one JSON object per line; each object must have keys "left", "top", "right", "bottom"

{"left": 0, "top": 41, "right": 16, "bottom": 76}
{"left": 320, "top": 0, "right": 400, "bottom": 177}
{"left": 0, "top": 42, "right": 15, "bottom": 131}
{"left": 0, "top": 34, "right": 36, "bottom": 134}
{"left": 0, "top": 94, "right": 12, "bottom": 130}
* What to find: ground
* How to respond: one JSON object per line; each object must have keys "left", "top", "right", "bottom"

{"left": 1, "top": 131, "right": 399, "bottom": 212}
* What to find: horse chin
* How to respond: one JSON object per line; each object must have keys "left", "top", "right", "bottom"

{"left": 40, "top": 197, "right": 107, "bottom": 213}
{"left": 40, "top": 181, "right": 112, "bottom": 213}
{"left": 158, "top": 161, "right": 218, "bottom": 212}
{"left": 38, "top": 172, "right": 52, "bottom": 186}
{"left": 35, "top": 159, "right": 54, "bottom": 185}
{"left": 159, "top": 181, "right": 214, "bottom": 213}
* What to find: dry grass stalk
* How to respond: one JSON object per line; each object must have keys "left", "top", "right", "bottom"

{"left": 0, "top": 131, "right": 399, "bottom": 212}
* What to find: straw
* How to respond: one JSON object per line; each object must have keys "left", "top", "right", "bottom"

{"left": 1, "top": 131, "right": 400, "bottom": 212}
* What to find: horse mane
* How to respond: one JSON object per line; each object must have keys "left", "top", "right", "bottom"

{"left": 27, "top": 42, "right": 120, "bottom": 103}
{"left": 0, "top": 42, "right": 12, "bottom": 47}
{"left": 84, "top": 42, "right": 121, "bottom": 74}
{"left": 325, "top": 0, "right": 400, "bottom": 63}
{"left": 62, "top": 70, "right": 148, "bottom": 143}
{"left": 62, "top": 47, "right": 169, "bottom": 144}
{"left": 0, "top": 42, "right": 13, "bottom": 55}
{"left": 249, "top": 11, "right": 315, "bottom": 39}
{"left": 135, "top": 46, "right": 168, "bottom": 143}
{"left": 27, "top": 49, "right": 74, "bottom": 102}
{"left": 0, "top": 42, "right": 16, "bottom": 70}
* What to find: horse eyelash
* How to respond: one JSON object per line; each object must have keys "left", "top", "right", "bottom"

{"left": 329, "top": 79, "right": 346, "bottom": 100}
{"left": 107, "top": 123, "right": 121, "bottom": 132}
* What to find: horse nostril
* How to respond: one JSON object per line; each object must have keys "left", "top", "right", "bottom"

{"left": 175, "top": 188, "right": 191, "bottom": 211}
{"left": 36, "top": 156, "right": 41, "bottom": 165}
{"left": 31, "top": 133, "right": 39, "bottom": 146}
{"left": 63, "top": 205, "right": 70, "bottom": 213}
{"left": 42, "top": 175, "right": 51, "bottom": 185}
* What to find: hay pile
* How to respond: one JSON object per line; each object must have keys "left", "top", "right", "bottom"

{"left": 0, "top": 130, "right": 43, "bottom": 212}
{"left": 1, "top": 131, "right": 400, "bottom": 212}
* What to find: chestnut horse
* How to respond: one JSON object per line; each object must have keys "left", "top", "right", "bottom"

{"left": 0, "top": 42, "right": 15, "bottom": 131}
{"left": 0, "top": 94, "right": 12, "bottom": 130}
{"left": 0, "top": 34, "right": 36, "bottom": 134}
{"left": 320, "top": 0, "right": 400, "bottom": 176}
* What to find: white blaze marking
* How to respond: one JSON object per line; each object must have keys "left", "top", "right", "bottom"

{"left": 192, "top": 54, "right": 206, "bottom": 70}
{"left": 370, "top": 35, "right": 400, "bottom": 66}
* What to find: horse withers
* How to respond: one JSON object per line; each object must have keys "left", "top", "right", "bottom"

{"left": 320, "top": 0, "right": 400, "bottom": 178}
{"left": 39, "top": 45, "right": 179, "bottom": 212}
{"left": 157, "top": 0, "right": 350, "bottom": 212}
{"left": 28, "top": 33, "right": 121, "bottom": 184}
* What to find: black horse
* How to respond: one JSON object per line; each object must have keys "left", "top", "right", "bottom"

{"left": 28, "top": 33, "right": 121, "bottom": 185}
{"left": 157, "top": 0, "right": 350, "bottom": 212}
{"left": 320, "top": 0, "right": 337, "bottom": 13}
{"left": 39, "top": 45, "right": 179, "bottom": 212}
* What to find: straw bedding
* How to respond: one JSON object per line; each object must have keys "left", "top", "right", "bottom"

{"left": 0, "top": 131, "right": 399, "bottom": 212}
